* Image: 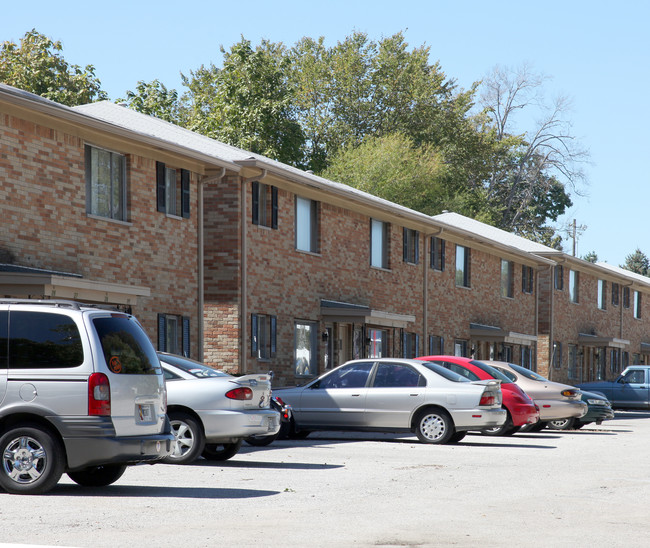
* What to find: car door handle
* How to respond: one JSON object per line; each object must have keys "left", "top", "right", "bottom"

{"left": 351, "top": 394, "right": 361, "bottom": 397}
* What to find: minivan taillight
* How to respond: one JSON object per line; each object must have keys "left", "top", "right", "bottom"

{"left": 89, "top": 372, "right": 111, "bottom": 416}
{"left": 226, "top": 387, "right": 253, "bottom": 400}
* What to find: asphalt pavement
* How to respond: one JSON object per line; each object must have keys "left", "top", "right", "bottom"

{"left": 1, "top": 411, "right": 649, "bottom": 548}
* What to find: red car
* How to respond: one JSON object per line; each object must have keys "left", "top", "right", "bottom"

{"left": 417, "top": 356, "right": 539, "bottom": 436}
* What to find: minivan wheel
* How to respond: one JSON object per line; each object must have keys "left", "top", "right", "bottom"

{"left": 67, "top": 464, "right": 127, "bottom": 487}
{"left": 201, "top": 440, "right": 243, "bottom": 461}
{"left": 0, "top": 425, "right": 65, "bottom": 495}
{"left": 414, "top": 408, "right": 454, "bottom": 444}
{"left": 164, "top": 412, "right": 206, "bottom": 465}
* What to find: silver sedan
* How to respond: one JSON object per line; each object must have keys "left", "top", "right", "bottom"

{"left": 158, "top": 353, "right": 280, "bottom": 464}
{"left": 274, "top": 358, "right": 506, "bottom": 444}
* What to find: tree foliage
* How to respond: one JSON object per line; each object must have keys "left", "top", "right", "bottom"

{"left": 180, "top": 38, "right": 304, "bottom": 165}
{"left": 622, "top": 249, "right": 650, "bottom": 276}
{"left": 120, "top": 79, "right": 181, "bottom": 123}
{"left": 0, "top": 29, "right": 107, "bottom": 106}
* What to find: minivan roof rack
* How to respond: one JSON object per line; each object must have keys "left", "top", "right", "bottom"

{"left": 0, "top": 299, "right": 123, "bottom": 312}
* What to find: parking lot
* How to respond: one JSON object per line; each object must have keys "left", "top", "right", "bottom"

{"left": 1, "top": 412, "right": 649, "bottom": 548}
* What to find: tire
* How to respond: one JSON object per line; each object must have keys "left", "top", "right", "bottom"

{"left": 0, "top": 425, "right": 65, "bottom": 495}
{"left": 414, "top": 408, "right": 454, "bottom": 444}
{"left": 287, "top": 419, "right": 311, "bottom": 440}
{"left": 548, "top": 417, "right": 575, "bottom": 430}
{"left": 201, "top": 439, "right": 243, "bottom": 461}
{"left": 449, "top": 431, "right": 467, "bottom": 443}
{"left": 482, "top": 411, "right": 515, "bottom": 436}
{"left": 67, "top": 464, "right": 127, "bottom": 487}
{"left": 244, "top": 432, "right": 280, "bottom": 447}
{"left": 163, "top": 412, "right": 206, "bottom": 465}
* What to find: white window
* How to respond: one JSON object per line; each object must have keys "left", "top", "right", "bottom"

{"left": 569, "top": 270, "right": 579, "bottom": 303}
{"left": 371, "top": 220, "right": 389, "bottom": 269}
{"left": 598, "top": 280, "right": 607, "bottom": 310}
{"left": 86, "top": 145, "right": 126, "bottom": 221}
{"left": 501, "top": 260, "right": 514, "bottom": 298}
{"left": 456, "top": 245, "right": 470, "bottom": 288}
{"left": 634, "top": 291, "right": 642, "bottom": 319}
{"left": 296, "top": 196, "right": 319, "bottom": 253}
{"left": 368, "top": 328, "right": 387, "bottom": 358}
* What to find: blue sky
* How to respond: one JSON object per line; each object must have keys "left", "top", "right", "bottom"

{"left": 3, "top": 0, "right": 648, "bottom": 266}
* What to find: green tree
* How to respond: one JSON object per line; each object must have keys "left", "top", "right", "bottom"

{"left": 322, "top": 133, "right": 449, "bottom": 215}
{"left": 180, "top": 38, "right": 305, "bottom": 165}
{"left": 119, "top": 79, "right": 181, "bottom": 123}
{"left": 0, "top": 29, "right": 107, "bottom": 105}
{"left": 622, "top": 249, "right": 650, "bottom": 276}
{"left": 583, "top": 251, "right": 598, "bottom": 263}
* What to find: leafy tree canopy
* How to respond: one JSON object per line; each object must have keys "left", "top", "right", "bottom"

{"left": 622, "top": 248, "right": 650, "bottom": 276}
{"left": 119, "top": 79, "right": 181, "bottom": 124}
{"left": 0, "top": 29, "right": 107, "bottom": 106}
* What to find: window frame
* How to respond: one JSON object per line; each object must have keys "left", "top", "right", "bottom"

{"left": 252, "top": 181, "right": 278, "bottom": 229}
{"left": 251, "top": 313, "right": 277, "bottom": 360}
{"left": 295, "top": 196, "right": 319, "bottom": 253}
{"left": 455, "top": 245, "right": 471, "bottom": 288}
{"left": 157, "top": 313, "right": 190, "bottom": 357}
{"left": 156, "top": 161, "right": 190, "bottom": 218}
{"left": 85, "top": 144, "right": 128, "bottom": 222}
{"left": 501, "top": 260, "right": 514, "bottom": 298}
{"left": 370, "top": 219, "right": 389, "bottom": 269}
{"left": 430, "top": 237, "right": 445, "bottom": 271}
{"left": 402, "top": 228, "right": 419, "bottom": 265}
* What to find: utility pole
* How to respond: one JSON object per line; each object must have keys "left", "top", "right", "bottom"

{"left": 569, "top": 219, "right": 586, "bottom": 257}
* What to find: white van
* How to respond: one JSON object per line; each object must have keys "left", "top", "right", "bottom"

{"left": 0, "top": 299, "right": 173, "bottom": 494}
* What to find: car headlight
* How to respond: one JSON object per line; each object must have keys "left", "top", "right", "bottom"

{"left": 587, "top": 398, "right": 607, "bottom": 406}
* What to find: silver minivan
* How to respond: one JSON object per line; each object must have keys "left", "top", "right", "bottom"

{"left": 0, "top": 299, "right": 173, "bottom": 494}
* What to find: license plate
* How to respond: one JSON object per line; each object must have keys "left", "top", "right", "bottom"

{"left": 137, "top": 403, "right": 153, "bottom": 423}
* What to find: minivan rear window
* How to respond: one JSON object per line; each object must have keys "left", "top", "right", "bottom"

{"left": 93, "top": 316, "right": 160, "bottom": 375}
{"left": 8, "top": 311, "right": 83, "bottom": 369}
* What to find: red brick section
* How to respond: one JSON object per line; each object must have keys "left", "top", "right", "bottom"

{"left": 0, "top": 110, "right": 199, "bottom": 354}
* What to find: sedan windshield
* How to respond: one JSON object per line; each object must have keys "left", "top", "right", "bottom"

{"left": 158, "top": 353, "right": 231, "bottom": 378}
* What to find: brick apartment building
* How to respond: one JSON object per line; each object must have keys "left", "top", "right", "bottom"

{"left": 2, "top": 83, "right": 650, "bottom": 386}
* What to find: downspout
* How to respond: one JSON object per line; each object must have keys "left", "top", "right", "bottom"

{"left": 199, "top": 168, "right": 226, "bottom": 361}
{"left": 423, "top": 228, "right": 444, "bottom": 355}
{"left": 241, "top": 169, "right": 268, "bottom": 373}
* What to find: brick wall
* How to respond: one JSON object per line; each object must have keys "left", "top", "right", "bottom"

{"left": 0, "top": 109, "right": 200, "bottom": 355}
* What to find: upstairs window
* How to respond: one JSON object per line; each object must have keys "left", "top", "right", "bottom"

{"left": 501, "top": 260, "right": 514, "bottom": 298}
{"left": 598, "top": 280, "right": 607, "bottom": 310}
{"left": 86, "top": 145, "right": 127, "bottom": 221}
{"left": 252, "top": 182, "right": 278, "bottom": 228}
{"left": 554, "top": 265, "right": 564, "bottom": 291}
{"left": 403, "top": 228, "right": 419, "bottom": 264}
{"left": 569, "top": 270, "right": 579, "bottom": 303}
{"left": 623, "top": 287, "right": 631, "bottom": 308}
{"left": 370, "top": 219, "right": 389, "bottom": 269}
{"left": 156, "top": 161, "right": 190, "bottom": 218}
{"left": 296, "top": 196, "right": 319, "bottom": 253}
{"left": 522, "top": 265, "right": 534, "bottom": 294}
{"left": 612, "top": 283, "right": 620, "bottom": 306}
{"left": 634, "top": 291, "right": 642, "bottom": 319}
{"left": 455, "top": 245, "right": 471, "bottom": 288}
{"left": 430, "top": 237, "right": 445, "bottom": 271}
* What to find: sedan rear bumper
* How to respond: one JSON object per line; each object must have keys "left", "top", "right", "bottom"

{"left": 452, "top": 408, "right": 507, "bottom": 432}
{"left": 535, "top": 399, "right": 588, "bottom": 421}
{"left": 199, "top": 408, "right": 281, "bottom": 442}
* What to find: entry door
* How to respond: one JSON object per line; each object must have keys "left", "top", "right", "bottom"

{"left": 336, "top": 323, "right": 352, "bottom": 367}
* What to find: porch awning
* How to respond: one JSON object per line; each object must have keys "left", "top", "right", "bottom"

{"left": 638, "top": 342, "right": 650, "bottom": 354}
{"left": 578, "top": 332, "right": 629, "bottom": 349}
{"left": 0, "top": 264, "right": 150, "bottom": 305}
{"left": 320, "top": 299, "right": 415, "bottom": 328}
{"left": 470, "top": 323, "right": 537, "bottom": 346}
